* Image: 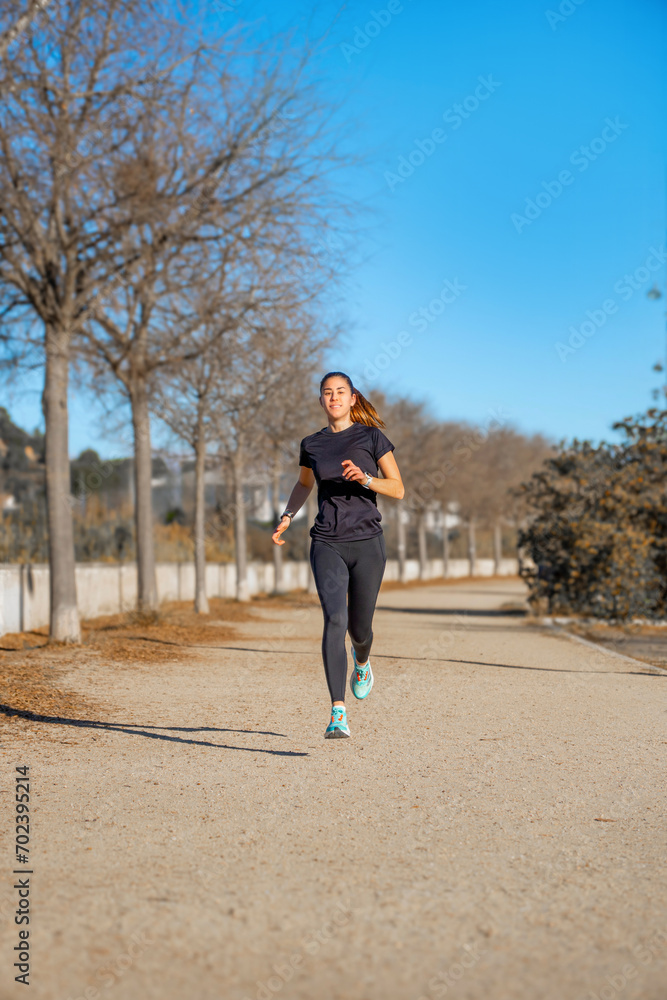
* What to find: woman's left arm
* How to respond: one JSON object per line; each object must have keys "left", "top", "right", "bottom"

{"left": 341, "top": 452, "right": 405, "bottom": 499}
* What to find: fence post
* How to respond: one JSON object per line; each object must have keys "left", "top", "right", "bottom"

{"left": 19, "top": 563, "right": 25, "bottom": 633}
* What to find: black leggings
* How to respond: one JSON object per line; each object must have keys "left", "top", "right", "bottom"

{"left": 309, "top": 534, "right": 387, "bottom": 703}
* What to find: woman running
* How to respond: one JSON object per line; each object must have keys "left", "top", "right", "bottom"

{"left": 271, "top": 371, "right": 404, "bottom": 739}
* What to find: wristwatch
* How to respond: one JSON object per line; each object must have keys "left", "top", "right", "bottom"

{"left": 362, "top": 472, "right": 373, "bottom": 489}
{"left": 280, "top": 509, "right": 295, "bottom": 522}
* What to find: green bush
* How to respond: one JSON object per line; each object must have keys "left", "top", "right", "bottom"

{"left": 517, "top": 408, "right": 667, "bottom": 619}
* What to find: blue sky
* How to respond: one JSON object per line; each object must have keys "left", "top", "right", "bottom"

{"left": 6, "top": 0, "right": 667, "bottom": 454}
{"left": 319, "top": 0, "right": 667, "bottom": 446}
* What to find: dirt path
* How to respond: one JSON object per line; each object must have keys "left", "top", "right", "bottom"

{"left": 1, "top": 578, "right": 666, "bottom": 1000}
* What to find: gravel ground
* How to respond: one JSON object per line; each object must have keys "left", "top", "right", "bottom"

{"left": 1, "top": 577, "right": 666, "bottom": 1000}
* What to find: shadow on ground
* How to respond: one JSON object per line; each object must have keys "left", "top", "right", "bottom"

{"left": 0, "top": 704, "right": 308, "bottom": 757}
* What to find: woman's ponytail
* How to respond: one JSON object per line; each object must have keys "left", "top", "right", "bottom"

{"left": 350, "top": 387, "right": 386, "bottom": 428}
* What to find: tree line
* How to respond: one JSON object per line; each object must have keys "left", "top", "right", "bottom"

{"left": 0, "top": 0, "right": 552, "bottom": 641}
{"left": 0, "top": 0, "right": 353, "bottom": 639}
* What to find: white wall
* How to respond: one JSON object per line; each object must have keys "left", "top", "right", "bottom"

{"left": 0, "top": 557, "right": 519, "bottom": 637}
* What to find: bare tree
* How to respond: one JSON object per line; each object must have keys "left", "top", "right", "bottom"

{"left": 150, "top": 280, "right": 317, "bottom": 613}
{"left": 263, "top": 339, "right": 331, "bottom": 596}
{"left": 152, "top": 333, "right": 231, "bottom": 614}
{"left": 77, "top": 30, "right": 353, "bottom": 611}
{"left": 156, "top": 300, "right": 317, "bottom": 610}
{"left": 0, "top": 0, "right": 355, "bottom": 632}
{"left": 422, "top": 421, "right": 469, "bottom": 576}
{"left": 214, "top": 299, "right": 335, "bottom": 601}
{"left": 453, "top": 424, "right": 553, "bottom": 574}
{"left": 487, "top": 428, "right": 553, "bottom": 568}
{"left": 382, "top": 397, "right": 444, "bottom": 580}
{"left": 82, "top": 236, "right": 249, "bottom": 611}
{"left": 217, "top": 397, "right": 263, "bottom": 603}
{"left": 0, "top": 0, "right": 189, "bottom": 639}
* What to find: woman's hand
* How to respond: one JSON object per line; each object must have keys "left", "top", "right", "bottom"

{"left": 271, "top": 515, "right": 291, "bottom": 546}
{"left": 341, "top": 459, "right": 367, "bottom": 484}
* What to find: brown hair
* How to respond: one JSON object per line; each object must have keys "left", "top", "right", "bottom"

{"left": 319, "top": 371, "right": 386, "bottom": 428}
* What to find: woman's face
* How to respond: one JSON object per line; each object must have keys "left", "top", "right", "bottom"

{"left": 320, "top": 378, "right": 356, "bottom": 420}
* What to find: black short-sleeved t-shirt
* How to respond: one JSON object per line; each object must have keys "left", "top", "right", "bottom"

{"left": 299, "top": 422, "right": 395, "bottom": 541}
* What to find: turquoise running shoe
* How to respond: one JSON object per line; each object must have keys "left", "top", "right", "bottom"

{"left": 325, "top": 705, "right": 350, "bottom": 739}
{"left": 351, "top": 648, "right": 374, "bottom": 700}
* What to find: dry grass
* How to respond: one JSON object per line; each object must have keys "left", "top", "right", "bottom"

{"left": 0, "top": 655, "right": 96, "bottom": 721}
{"left": 0, "top": 596, "right": 272, "bottom": 720}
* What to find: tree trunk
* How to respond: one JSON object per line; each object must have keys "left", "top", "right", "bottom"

{"left": 397, "top": 506, "right": 407, "bottom": 584}
{"left": 418, "top": 509, "right": 428, "bottom": 579}
{"left": 233, "top": 444, "right": 249, "bottom": 602}
{"left": 442, "top": 516, "right": 450, "bottom": 579}
{"left": 272, "top": 455, "right": 284, "bottom": 594}
{"left": 129, "top": 379, "right": 158, "bottom": 612}
{"left": 467, "top": 518, "right": 476, "bottom": 577}
{"left": 43, "top": 324, "right": 81, "bottom": 642}
{"left": 306, "top": 486, "right": 317, "bottom": 594}
{"left": 493, "top": 520, "right": 502, "bottom": 576}
{"left": 193, "top": 407, "right": 209, "bottom": 614}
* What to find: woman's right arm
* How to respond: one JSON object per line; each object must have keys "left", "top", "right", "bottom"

{"left": 271, "top": 467, "right": 315, "bottom": 545}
